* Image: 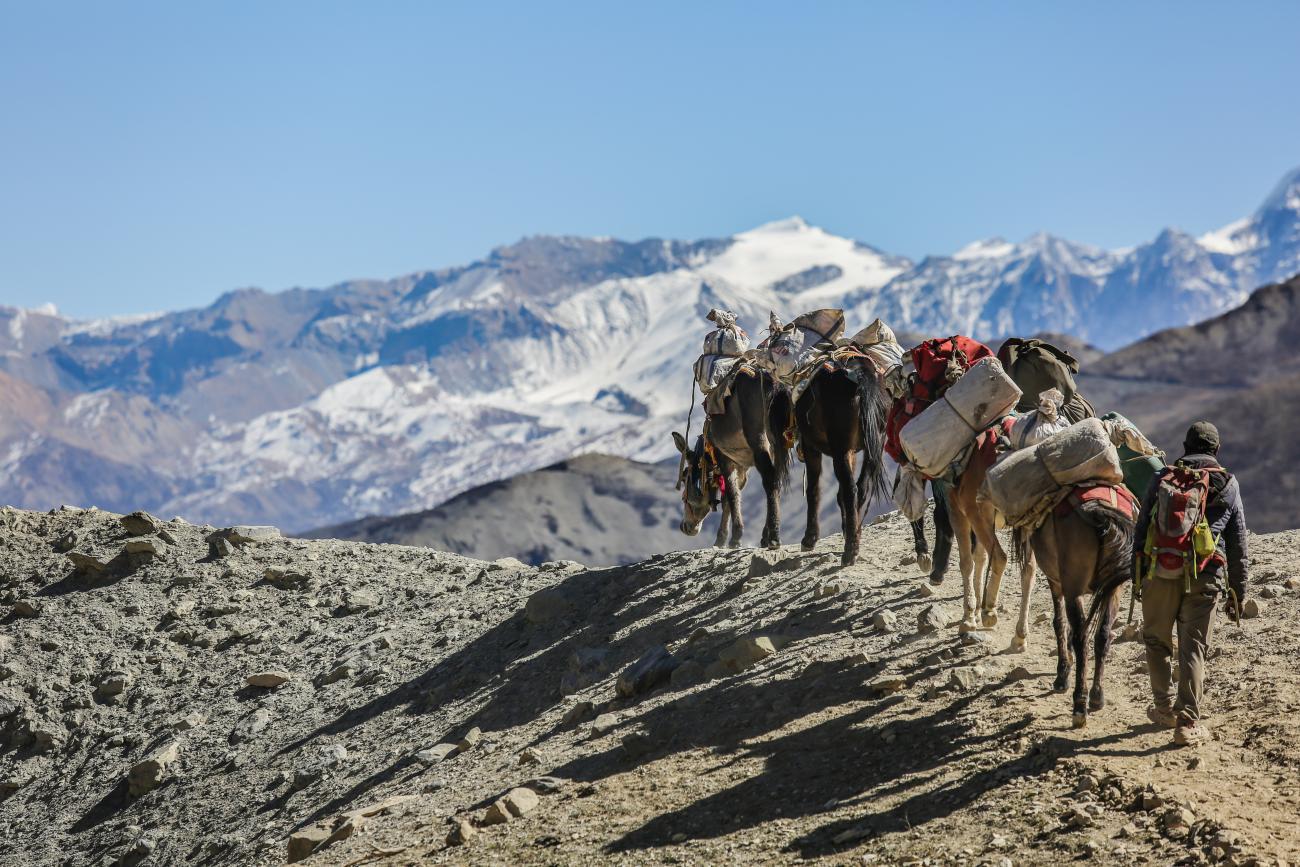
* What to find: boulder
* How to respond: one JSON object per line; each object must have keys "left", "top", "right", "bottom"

{"left": 415, "top": 743, "right": 458, "bottom": 765}
{"left": 615, "top": 645, "right": 678, "bottom": 698}
{"left": 445, "top": 818, "right": 476, "bottom": 846}
{"left": 1242, "top": 598, "right": 1265, "bottom": 618}
{"left": 719, "top": 635, "right": 785, "bottom": 673}
{"left": 591, "top": 713, "right": 619, "bottom": 737}
{"left": 916, "top": 604, "right": 950, "bottom": 634}
{"left": 66, "top": 551, "right": 109, "bottom": 575}
{"left": 124, "top": 537, "right": 165, "bottom": 558}
{"left": 561, "top": 701, "right": 596, "bottom": 728}
{"left": 871, "top": 609, "right": 898, "bottom": 632}
{"left": 119, "top": 511, "right": 160, "bottom": 536}
{"left": 525, "top": 587, "right": 573, "bottom": 626}
{"left": 287, "top": 825, "right": 332, "bottom": 862}
{"left": 246, "top": 671, "right": 292, "bottom": 689}
{"left": 127, "top": 741, "right": 181, "bottom": 797}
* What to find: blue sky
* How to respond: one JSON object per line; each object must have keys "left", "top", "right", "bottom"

{"left": 3, "top": 1, "right": 1300, "bottom": 318}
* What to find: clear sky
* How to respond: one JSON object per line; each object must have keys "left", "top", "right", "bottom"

{"left": 3, "top": 1, "right": 1300, "bottom": 318}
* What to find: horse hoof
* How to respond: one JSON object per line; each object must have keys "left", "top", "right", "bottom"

{"left": 1053, "top": 678, "right": 1068, "bottom": 693}
{"left": 917, "top": 554, "right": 933, "bottom": 573}
{"left": 840, "top": 553, "right": 857, "bottom": 568}
{"left": 958, "top": 619, "right": 978, "bottom": 635}
{"left": 1008, "top": 636, "right": 1026, "bottom": 654}
{"left": 1089, "top": 694, "right": 1105, "bottom": 712}
{"left": 981, "top": 610, "right": 998, "bottom": 629}
{"left": 1072, "top": 712, "right": 1088, "bottom": 729}
{"left": 800, "top": 539, "right": 816, "bottom": 552}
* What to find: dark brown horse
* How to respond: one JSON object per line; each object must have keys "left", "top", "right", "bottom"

{"left": 673, "top": 367, "right": 791, "bottom": 549}
{"left": 1026, "top": 496, "right": 1135, "bottom": 728}
{"left": 795, "top": 362, "right": 890, "bottom": 566}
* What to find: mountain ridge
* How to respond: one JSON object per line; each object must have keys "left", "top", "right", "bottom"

{"left": 4, "top": 168, "right": 1300, "bottom": 531}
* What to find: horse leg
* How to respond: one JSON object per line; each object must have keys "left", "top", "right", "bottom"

{"left": 929, "top": 487, "right": 954, "bottom": 584}
{"left": 975, "top": 512, "right": 1008, "bottom": 629}
{"left": 911, "top": 515, "right": 932, "bottom": 574}
{"left": 801, "top": 449, "right": 823, "bottom": 551}
{"left": 714, "top": 497, "right": 731, "bottom": 548}
{"left": 726, "top": 468, "right": 745, "bottom": 548}
{"left": 1051, "top": 588, "right": 1070, "bottom": 692}
{"left": 1009, "top": 533, "right": 1035, "bottom": 653}
{"left": 753, "top": 448, "right": 781, "bottom": 550}
{"left": 832, "top": 452, "right": 858, "bottom": 566}
{"left": 1090, "top": 589, "right": 1119, "bottom": 712}
{"left": 1066, "top": 594, "right": 1089, "bottom": 727}
{"left": 950, "top": 505, "right": 978, "bottom": 632}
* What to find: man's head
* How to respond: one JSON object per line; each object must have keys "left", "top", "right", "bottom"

{"left": 1184, "top": 421, "right": 1221, "bottom": 455}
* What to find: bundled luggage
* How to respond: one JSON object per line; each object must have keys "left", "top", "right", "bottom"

{"left": 997, "top": 337, "right": 1094, "bottom": 422}
{"left": 1100, "top": 411, "right": 1165, "bottom": 499}
{"left": 702, "top": 308, "right": 750, "bottom": 356}
{"left": 982, "top": 418, "right": 1124, "bottom": 528}
{"left": 693, "top": 354, "right": 741, "bottom": 393}
{"left": 885, "top": 335, "right": 993, "bottom": 462}
{"left": 900, "top": 357, "right": 1022, "bottom": 478}
{"left": 846, "top": 318, "right": 904, "bottom": 378}
{"left": 761, "top": 308, "right": 846, "bottom": 383}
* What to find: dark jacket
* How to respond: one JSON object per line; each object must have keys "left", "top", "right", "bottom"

{"left": 1133, "top": 453, "right": 1249, "bottom": 597}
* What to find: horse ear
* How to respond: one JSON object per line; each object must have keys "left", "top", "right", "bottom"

{"left": 671, "top": 431, "right": 688, "bottom": 454}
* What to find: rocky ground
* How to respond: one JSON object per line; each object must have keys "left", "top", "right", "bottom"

{"left": 1, "top": 505, "right": 1298, "bottom": 867}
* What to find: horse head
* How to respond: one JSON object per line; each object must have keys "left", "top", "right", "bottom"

{"left": 672, "top": 431, "right": 714, "bottom": 536}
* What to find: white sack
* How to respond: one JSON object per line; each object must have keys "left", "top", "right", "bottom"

{"left": 893, "top": 464, "right": 929, "bottom": 522}
{"left": 982, "top": 417, "right": 1124, "bottom": 527}
{"left": 900, "top": 357, "right": 1022, "bottom": 477}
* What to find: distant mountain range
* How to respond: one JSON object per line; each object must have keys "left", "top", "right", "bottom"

{"left": 2, "top": 167, "right": 1299, "bottom": 532}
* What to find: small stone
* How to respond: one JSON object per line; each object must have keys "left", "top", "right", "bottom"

{"left": 12, "top": 599, "right": 40, "bottom": 618}
{"left": 67, "top": 551, "right": 110, "bottom": 575}
{"left": 916, "top": 604, "right": 950, "bottom": 634}
{"left": 1062, "top": 806, "right": 1093, "bottom": 829}
{"left": 949, "top": 667, "right": 979, "bottom": 691}
{"left": 562, "top": 701, "right": 596, "bottom": 728}
{"left": 502, "top": 786, "right": 540, "bottom": 817}
{"left": 960, "top": 631, "right": 990, "bottom": 647}
{"left": 832, "top": 825, "right": 873, "bottom": 844}
{"left": 456, "top": 727, "right": 482, "bottom": 753}
{"left": 1007, "top": 666, "right": 1033, "bottom": 682}
{"left": 124, "top": 537, "right": 165, "bottom": 557}
{"left": 917, "top": 582, "right": 939, "bottom": 598}
{"left": 415, "top": 744, "right": 458, "bottom": 765}
{"left": 718, "top": 635, "right": 785, "bottom": 673}
{"left": 483, "top": 800, "right": 512, "bottom": 826}
{"left": 1161, "top": 806, "right": 1195, "bottom": 831}
{"left": 445, "top": 818, "right": 476, "bottom": 846}
{"left": 287, "top": 825, "right": 332, "bottom": 862}
{"left": 591, "top": 713, "right": 619, "bottom": 736}
{"left": 225, "top": 525, "right": 281, "bottom": 544}
{"left": 525, "top": 587, "right": 573, "bottom": 625}
{"left": 119, "top": 511, "right": 160, "bottom": 535}
{"left": 246, "top": 670, "right": 292, "bottom": 689}
{"left": 868, "top": 676, "right": 908, "bottom": 695}
{"left": 669, "top": 659, "right": 704, "bottom": 688}
{"left": 518, "top": 747, "right": 541, "bottom": 765}
{"left": 174, "top": 712, "right": 206, "bottom": 732}
{"left": 1258, "top": 584, "right": 1284, "bottom": 599}
{"left": 1242, "top": 598, "right": 1265, "bottom": 618}
{"left": 340, "top": 590, "right": 379, "bottom": 614}
{"left": 524, "top": 776, "right": 567, "bottom": 795}
{"left": 616, "top": 645, "right": 679, "bottom": 698}
{"left": 1075, "top": 774, "right": 1099, "bottom": 793}
{"left": 871, "top": 609, "right": 898, "bottom": 632}
{"left": 127, "top": 741, "right": 181, "bottom": 797}
{"left": 686, "top": 627, "right": 710, "bottom": 644}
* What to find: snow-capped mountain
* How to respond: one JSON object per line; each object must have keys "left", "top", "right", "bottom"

{"left": 3, "top": 167, "right": 1300, "bottom": 531}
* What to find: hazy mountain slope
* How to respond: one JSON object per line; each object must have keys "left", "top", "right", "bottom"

{"left": 307, "top": 454, "right": 866, "bottom": 567}
{"left": 1081, "top": 275, "right": 1300, "bottom": 532}
{"left": 5, "top": 168, "right": 1300, "bottom": 532}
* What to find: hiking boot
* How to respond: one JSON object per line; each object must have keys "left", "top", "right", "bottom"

{"left": 1146, "top": 704, "right": 1177, "bottom": 728}
{"left": 1174, "top": 720, "right": 1211, "bottom": 746}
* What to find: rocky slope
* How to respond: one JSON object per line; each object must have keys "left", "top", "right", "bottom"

{"left": 2, "top": 505, "right": 1298, "bottom": 866}
{"left": 4, "top": 169, "right": 1300, "bottom": 532}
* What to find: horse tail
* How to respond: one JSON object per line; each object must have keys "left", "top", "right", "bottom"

{"left": 764, "top": 370, "right": 792, "bottom": 492}
{"left": 1078, "top": 499, "right": 1136, "bottom": 633}
{"left": 853, "top": 367, "right": 890, "bottom": 513}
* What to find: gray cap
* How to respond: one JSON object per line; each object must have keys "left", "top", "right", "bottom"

{"left": 1183, "top": 421, "right": 1221, "bottom": 454}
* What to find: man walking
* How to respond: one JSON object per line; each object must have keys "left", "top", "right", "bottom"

{"left": 1133, "top": 421, "right": 1248, "bottom": 746}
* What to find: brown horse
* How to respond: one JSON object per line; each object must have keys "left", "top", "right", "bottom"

{"left": 673, "top": 367, "right": 791, "bottom": 549}
{"left": 948, "top": 451, "right": 1035, "bottom": 648}
{"left": 1027, "top": 496, "right": 1135, "bottom": 728}
{"left": 794, "top": 362, "right": 890, "bottom": 566}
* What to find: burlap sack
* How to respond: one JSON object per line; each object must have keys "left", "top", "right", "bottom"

{"left": 983, "top": 417, "right": 1123, "bottom": 527}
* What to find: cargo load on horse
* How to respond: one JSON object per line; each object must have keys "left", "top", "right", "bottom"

{"left": 1099, "top": 411, "right": 1165, "bottom": 499}
{"left": 997, "top": 337, "right": 1094, "bottom": 422}
{"left": 899, "top": 356, "right": 1022, "bottom": 478}
{"left": 885, "top": 335, "right": 993, "bottom": 463}
{"left": 692, "top": 308, "right": 759, "bottom": 415}
{"left": 981, "top": 417, "right": 1124, "bottom": 529}
{"left": 1006, "top": 387, "right": 1071, "bottom": 449}
{"left": 761, "top": 308, "right": 846, "bottom": 383}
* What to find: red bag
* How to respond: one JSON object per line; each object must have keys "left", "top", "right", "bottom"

{"left": 910, "top": 336, "right": 992, "bottom": 402}
{"left": 1145, "top": 463, "right": 1226, "bottom": 579}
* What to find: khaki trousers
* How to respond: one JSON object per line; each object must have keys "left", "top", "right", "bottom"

{"left": 1142, "top": 574, "right": 1218, "bottom": 722}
